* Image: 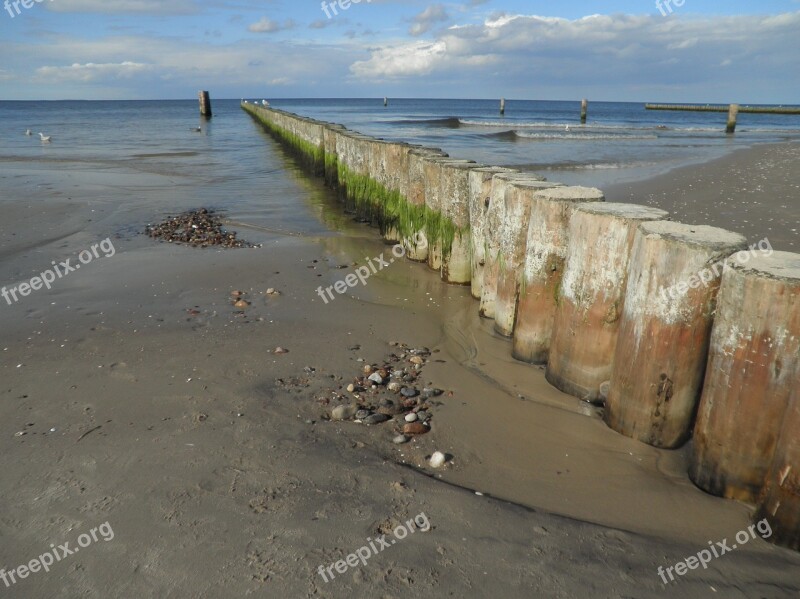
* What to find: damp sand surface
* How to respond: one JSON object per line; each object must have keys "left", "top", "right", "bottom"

{"left": 0, "top": 131, "right": 799, "bottom": 597}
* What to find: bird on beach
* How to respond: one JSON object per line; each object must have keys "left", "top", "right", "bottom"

{"left": 565, "top": 125, "right": 570, "bottom": 132}
{"left": 39, "top": 132, "right": 51, "bottom": 142}
{"left": 25, "top": 129, "right": 31, "bottom": 136}
{"left": 261, "top": 99, "right": 269, "bottom": 106}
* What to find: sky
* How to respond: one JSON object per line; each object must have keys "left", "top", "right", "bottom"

{"left": 0, "top": 0, "right": 798, "bottom": 102}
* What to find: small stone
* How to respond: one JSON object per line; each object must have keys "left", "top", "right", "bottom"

{"left": 377, "top": 369, "right": 389, "bottom": 379}
{"left": 387, "top": 382, "right": 401, "bottom": 393}
{"left": 401, "top": 387, "right": 419, "bottom": 398}
{"left": 423, "top": 387, "right": 443, "bottom": 398}
{"left": 363, "top": 413, "right": 390, "bottom": 425}
{"left": 355, "top": 409, "right": 372, "bottom": 420}
{"left": 404, "top": 413, "right": 418, "bottom": 423}
{"left": 393, "top": 434, "right": 409, "bottom": 444}
{"left": 274, "top": 347, "right": 289, "bottom": 354}
{"left": 403, "top": 422, "right": 429, "bottom": 435}
{"left": 402, "top": 398, "right": 418, "bottom": 409}
{"left": 234, "top": 299, "right": 250, "bottom": 309}
{"left": 231, "top": 290, "right": 244, "bottom": 298}
{"left": 363, "top": 365, "right": 373, "bottom": 374}
{"left": 346, "top": 384, "right": 355, "bottom": 393}
{"left": 416, "top": 410, "right": 430, "bottom": 422}
{"left": 331, "top": 404, "right": 357, "bottom": 421}
{"left": 430, "top": 451, "right": 446, "bottom": 468}
{"left": 368, "top": 372, "right": 384, "bottom": 385}
{"left": 409, "top": 356, "right": 424, "bottom": 365}
{"left": 266, "top": 288, "right": 280, "bottom": 295}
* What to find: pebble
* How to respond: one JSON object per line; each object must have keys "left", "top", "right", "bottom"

{"left": 387, "top": 382, "right": 401, "bottom": 393}
{"left": 331, "top": 404, "right": 357, "bottom": 421}
{"left": 409, "top": 356, "right": 424, "bottom": 365}
{"left": 401, "top": 387, "right": 419, "bottom": 398}
{"left": 355, "top": 409, "right": 372, "bottom": 420}
{"left": 404, "top": 413, "right": 418, "bottom": 423}
{"left": 233, "top": 299, "right": 250, "bottom": 309}
{"left": 429, "top": 451, "right": 446, "bottom": 468}
{"left": 368, "top": 372, "right": 384, "bottom": 385}
{"left": 274, "top": 347, "right": 289, "bottom": 354}
{"left": 363, "top": 413, "right": 390, "bottom": 425}
{"left": 363, "top": 365, "right": 373, "bottom": 374}
{"left": 423, "top": 387, "right": 444, "bottom": 398}
{"left": 393, "top": 434, "right": 409, "bottom": 444}
{"left": 145, "top": 208, "right": 258, "bottom": 248}
{"left": 416, "top": 410, "right": 430, "bottom": 422}
{"left": 346, "top": 384, "right": 355, "bottom": 393}
{"left": 403, "top": 422, "right": 429, "bottom": 435}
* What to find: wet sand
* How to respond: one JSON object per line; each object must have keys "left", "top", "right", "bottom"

{"left": 605, "top": 141, "right": 800, "bottom": 251}
{"left": 1, "top": 132, "right": 799, "bottom": 597}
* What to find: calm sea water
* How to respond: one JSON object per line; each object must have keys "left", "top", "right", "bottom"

{"left": 2, "top": 98, "right": 800, "bottom": 196}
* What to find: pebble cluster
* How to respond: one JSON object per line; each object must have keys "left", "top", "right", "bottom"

{"left": 145, "top": 208, "right": 258, "bottom": 248}
{"left": 327, "top": 342, "right": 444, "bottom": 445}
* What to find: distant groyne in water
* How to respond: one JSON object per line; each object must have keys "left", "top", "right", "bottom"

{"left": 645, "top": 103, "right": 800, "bottom": 114}
{"left": 241, "top": 101, "right": 800, "bottom": 551}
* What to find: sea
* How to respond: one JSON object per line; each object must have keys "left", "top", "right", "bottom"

{"left": 3, "top": 99, "right": 800, "bottom": 193}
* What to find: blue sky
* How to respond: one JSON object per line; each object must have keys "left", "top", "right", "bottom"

{"left": 1, "top": 0, "right": 798, "bottom": 101}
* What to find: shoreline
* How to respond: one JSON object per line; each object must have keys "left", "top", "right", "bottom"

{"left": 1, "top": 105, "right": 798, "bottom": 596}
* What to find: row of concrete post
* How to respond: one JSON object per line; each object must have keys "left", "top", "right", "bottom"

{"left": 241, "top": 102, "right": 800, "bottom": 552}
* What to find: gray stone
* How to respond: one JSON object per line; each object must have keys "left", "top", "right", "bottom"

{"left": 331, "top": 404, "right": 357, "bottom": 421}
{"left": 363, "top": 413, "right": 390, "bottom": 425}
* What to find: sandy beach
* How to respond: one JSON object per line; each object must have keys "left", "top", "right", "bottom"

{"left": 1, "top": 111, "right": 799, "bottom": 599}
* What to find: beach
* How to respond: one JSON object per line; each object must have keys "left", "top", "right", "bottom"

{"left": 1, "top": 102, "right": 799, "bottom": 597}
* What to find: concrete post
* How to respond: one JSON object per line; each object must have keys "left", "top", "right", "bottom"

{"left": 480, "top": 172, "right": 548, "bottom": 319}
{"left": 755, "top": 361, "right": 800, "bottom": 551}
{"left": 439, "top": 161, "right": 484, "bottom": 284}
{"left": 405, "top": 147, "right": 448, "bottom": 261}
{"left": 511, "top": 186, "right": 605, "bottom": 363}
{"left": 494, "top": 180, "right": 565, "bottom": 337}
{"left": 468, "top": 167, "right": 519, "bottom": 300}
{"left": 545, "top": 204, "right": 669, "bottom": 402}
{"left": 727, "top": 104, "right": 739, "bottom": 134}
{"left": 604, "top": 222, "right": 748, "bottom": 449}
{"left": 690, "top": 252, "right": 800, "bottom": 501}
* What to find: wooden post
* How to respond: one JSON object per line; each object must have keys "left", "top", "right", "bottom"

{"left": 500, "top": 98, "right": 506, "bottom": 115}
{"left": 726, "top": 103, "right": 739, "bottom": 133}
{"left": 755, "top": 360, "right": 800, "bottom": 551}
{"left": 604, "top": 222, "right": 747, "bottom": 448}
{"left": 494, "top": 180, "right": 564, "bottom": 337}
{"left": 384, "top": 97, "right": 388, "bottom": 107}
{"left": 546, "top": 204, "right": 669, "bottom": 402}
{"left": 511, "top": 187, "right": 605, "bottom": 363}
{"left": 199, "top": 91, "right": 212, "bottom": 118}
{"left": 690, "top": 251, "right": 800, "bottom": 502}
{"left": 580, "top": 99, "right": 588, "bottom": 124}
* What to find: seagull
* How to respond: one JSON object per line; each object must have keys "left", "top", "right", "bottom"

{"left": 191, "top": 126, "right": 202, "bottom": 132}
{"left": 261, "top": 99, "right": 269, "bottom": 106}
{"left": 565, "top": 125, "right": 570, "bottom": 132}
{"left": 25, "top": 129, "right": 32, "bottom": 136}
{"left": 39, "top": 132, "right": 51, "bottom": 142}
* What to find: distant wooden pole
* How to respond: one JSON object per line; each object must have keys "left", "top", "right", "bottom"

{"left": 726, "top": 103, "right": 739, "bottom": 133}
{"left": 581, "top": 99, "right": 588, "bottom": 124}
{"left": 384, "top": 97, "right": 388, "bottom": 107}
{"left": 199, "top": 91, "right": 212, "bottom": 118}
{"left": 500, "top": 98, "right": 506, "bottom": 115}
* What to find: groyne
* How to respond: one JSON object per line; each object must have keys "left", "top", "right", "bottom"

{"left": 241, "top": 102, "right": 800, "bottom": 551}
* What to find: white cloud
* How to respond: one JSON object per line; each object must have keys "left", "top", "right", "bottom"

{"left": 350, "top": 10, "right": 800, "bottom": 99}
{"left": 48, "top": 0, "right": 198, "bottom": 14}
{"left": 409, "top": 4, "right": 449, "bottom": 36}
{"left": 35, "top": 61, "right": 151, "bottom": 83}
{"left": 248, "top": 17, "right": 296, "bottom": 33}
